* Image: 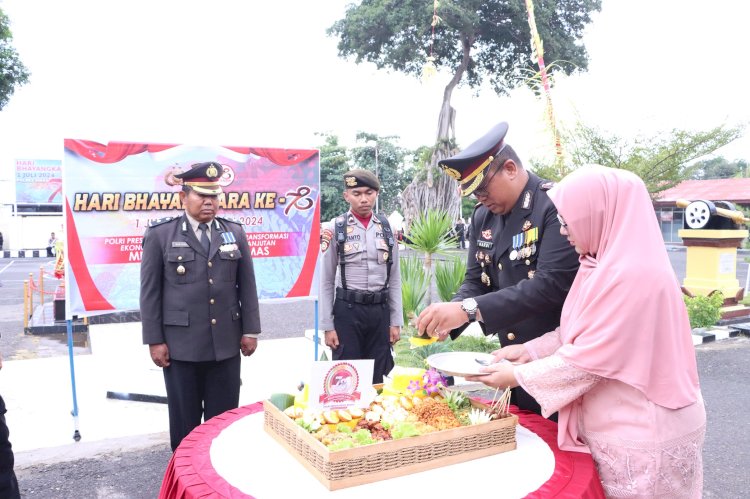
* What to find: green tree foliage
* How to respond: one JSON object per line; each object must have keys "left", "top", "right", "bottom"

{"left": 329, "top": 0, "right": 601, "bottom": 222}
{"left": 317, "top": 133, "right": 351, "bottom": 223}
{"left": 350, "top": 132, "right": 412, "bottom": 215}
{"left": 532, "top": 122, "right": 743, "bottom": 194}
{"left": 328, "top": 0, "right": 599, "bottom": 96}
{"left": 692, "top": 157, "right": 749, "bottom": 180}
{"left": 0, "top": 9, "right": 30, "bottom": 111}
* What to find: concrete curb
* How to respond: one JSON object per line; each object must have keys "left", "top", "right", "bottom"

{"left": 693, "top": 325, "right": 747, "bottom": 345}
{"left": 1, "top": 250, "right": 52, "bottom": 258}
{"left": 14, "top": 432, "right": 170, "bottom": 469}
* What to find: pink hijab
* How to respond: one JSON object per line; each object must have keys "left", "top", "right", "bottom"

{"left": 548, "top": 166, "right": 699, "bottom": 411}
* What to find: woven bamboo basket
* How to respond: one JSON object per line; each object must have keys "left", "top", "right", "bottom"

{"left": 263, "top": 399, "right": 517, "bottom": 490}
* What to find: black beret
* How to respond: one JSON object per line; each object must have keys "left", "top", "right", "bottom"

{"left": 343, "top": 169, "right": 380, "bottom": 190}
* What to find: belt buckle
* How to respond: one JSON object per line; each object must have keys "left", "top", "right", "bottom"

{"left": 362, "top": 292, "right": 374, "bottom": 304}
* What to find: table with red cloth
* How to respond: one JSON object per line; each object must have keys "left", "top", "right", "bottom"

{"left": 159, "top": 402, "right": 604, "bottom": 498}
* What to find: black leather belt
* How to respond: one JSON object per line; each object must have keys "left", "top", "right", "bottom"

{"left": 335, "top": 287, "right": 388, "bottom": 305}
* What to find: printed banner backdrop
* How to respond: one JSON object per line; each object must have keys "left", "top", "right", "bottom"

{"left": 63, "top": 140, "right": 320, "bottom": 317}
{"left": 15, "top": 159, "right": 63, "bottom": 204}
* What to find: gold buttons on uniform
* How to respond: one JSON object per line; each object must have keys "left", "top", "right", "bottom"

{"left": 209, "top": 278, "right": 214, "bottom": 285}
{"left": 211, "top": 319, "right": 216, "bottom": 325}
{"left": 210, "top": 298, "right": 215, "bottom": 304}
{"left": 507, "top": 332, "right": 516, "bottom": 341}
{"left": 208, "top": 262, "right": 213, "bottom": 268}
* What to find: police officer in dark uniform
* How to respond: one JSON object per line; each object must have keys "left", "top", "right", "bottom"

{"left": 319, "top": 169, "right": 402, "bottom": 384}
{"left": 416, "top": 123, "right": 579, "bottom": 416}
{"left": 0, "top": 351, "right": 20, "bottom": 499}
{"left": 140, "top": 161, "right": 261, "bottom": 451}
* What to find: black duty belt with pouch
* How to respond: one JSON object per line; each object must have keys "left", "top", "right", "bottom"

{"left": 335, "top": 287, "right": 388, "bottom": 305}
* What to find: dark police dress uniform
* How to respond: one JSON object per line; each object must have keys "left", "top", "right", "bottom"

{"left": 140, "top": 162, "right": 261, "bottom": 451}
{"left": 439, "top": 123, "right": 580, "bottom": 416}
{"left": 0, "top": 395, "right": 19, "bottom": 499}
{"left": 319, "top": 171, "right": 403, "bottom": 384}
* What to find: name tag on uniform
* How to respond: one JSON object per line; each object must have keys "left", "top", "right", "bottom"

{"left": 477, "top": 240, "right": 493, "bottom": 249}
{"left": 171, "top": 241, "right": 189, "bottom": 247}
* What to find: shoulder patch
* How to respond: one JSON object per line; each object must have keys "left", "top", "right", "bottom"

{"left": 321, "top": 227, "right": 333, "bottom": 253}
{"left": 148, "top": 217, "right": 174, "bottom": 228}
{"left": 540, "top": 181, "right": 555, "bottom": 191}
{"left": 217, "top": 215, "right": 243, "bottom": 226}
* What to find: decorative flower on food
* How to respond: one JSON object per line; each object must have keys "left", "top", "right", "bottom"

{"left": 407, "top": 368, "right": 447, "bottom": 396}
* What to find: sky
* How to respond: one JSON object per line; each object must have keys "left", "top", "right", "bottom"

{"left": 0, "top": 0, "right": 748, "bottom": 184}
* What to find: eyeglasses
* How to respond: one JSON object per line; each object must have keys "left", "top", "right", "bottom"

{"left": 472, "top": 166, "right": 501, "bottom": 198}
{"left": 556, "top": 213, "right": 568, "bottom": 228}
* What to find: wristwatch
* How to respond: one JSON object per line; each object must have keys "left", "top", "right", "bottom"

{"left": 461, "top": 298, "right": 478, "bottom": 323}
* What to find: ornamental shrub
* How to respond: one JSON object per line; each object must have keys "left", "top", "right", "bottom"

{"left": 683, "top": 292, "right": 724, "bottom": 329}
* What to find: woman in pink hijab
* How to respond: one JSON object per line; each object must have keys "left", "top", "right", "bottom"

{"left": 466, "top": 166, "right": 705, "bottom": 498}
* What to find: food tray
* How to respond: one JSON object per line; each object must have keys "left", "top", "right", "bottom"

{"left": 263, "top": 399, "right": 517, "bottom": 490}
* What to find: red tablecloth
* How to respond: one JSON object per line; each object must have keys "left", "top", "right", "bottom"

{"left": 159, "top": 402, "right": 605, "bottom": 498}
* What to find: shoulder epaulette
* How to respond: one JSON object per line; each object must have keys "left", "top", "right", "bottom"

{"left": 147, "top": 217, "right": 175, "bottom": 228}
{"left": 217, "top": 215, "right": 243, "bottom": 226}
{"left": 539, "top": 180, "right": 556, "bottom": 191}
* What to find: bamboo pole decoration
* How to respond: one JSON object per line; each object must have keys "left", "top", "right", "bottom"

{"left": 524, "top": 0, "right": 564, "bottom": 171}
{"left": 421, "top": 0, "right": 441, "bottom": 82}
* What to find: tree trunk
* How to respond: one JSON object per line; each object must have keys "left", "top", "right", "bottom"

{"left": 401, "top": 36, "right": 474, "bottom": 228}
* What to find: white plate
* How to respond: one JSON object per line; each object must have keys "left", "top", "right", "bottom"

{"left": 426, "top": 352, "right": 496, "bottom": 377}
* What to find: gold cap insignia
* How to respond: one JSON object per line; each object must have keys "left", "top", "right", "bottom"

{"left": 345, "top": 176, "right": 357, "bottom": 187}
{"left": 441, "top": 166, "right": 461, "bottom": 180}
{"left": 206, "top": 165, "right": 219, "bottom": 178}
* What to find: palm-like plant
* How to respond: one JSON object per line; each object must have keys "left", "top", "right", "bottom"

{"left": 435, "top": 255, "right": 467, "bottom": 303}
{"left": 404, "top": 210, "right": 456, "bottom": 304}
{"left": 400, "top": 254, "right": 429, "bottom": 325}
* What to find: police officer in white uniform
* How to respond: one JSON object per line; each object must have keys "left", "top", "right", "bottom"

{"left": 319, "top": 169, "right": 402, "bottom": 384}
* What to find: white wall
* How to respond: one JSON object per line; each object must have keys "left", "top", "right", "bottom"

{"left": 0, "top": 211, "right": 63, "bottom": 251}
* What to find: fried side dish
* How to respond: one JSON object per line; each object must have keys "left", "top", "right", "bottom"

{"left": 412, "top": 397, "right": 461, "bottom": 430}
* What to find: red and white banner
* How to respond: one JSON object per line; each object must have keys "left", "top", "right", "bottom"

{"left": 63, "top": 140, "right": 320, "bottom": 317}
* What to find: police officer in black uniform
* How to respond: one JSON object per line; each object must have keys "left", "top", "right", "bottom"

{"left": 416, "top": 122, "right": 579, "bottom": 416}
{"left": 140, "top": 162, "right": 261, "bottom": 451}
{"left": 0, "top": 351, "right": 20, "bottom": 499}
{"left": 319, "top": 169, "right": 402, "bottom": 384}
